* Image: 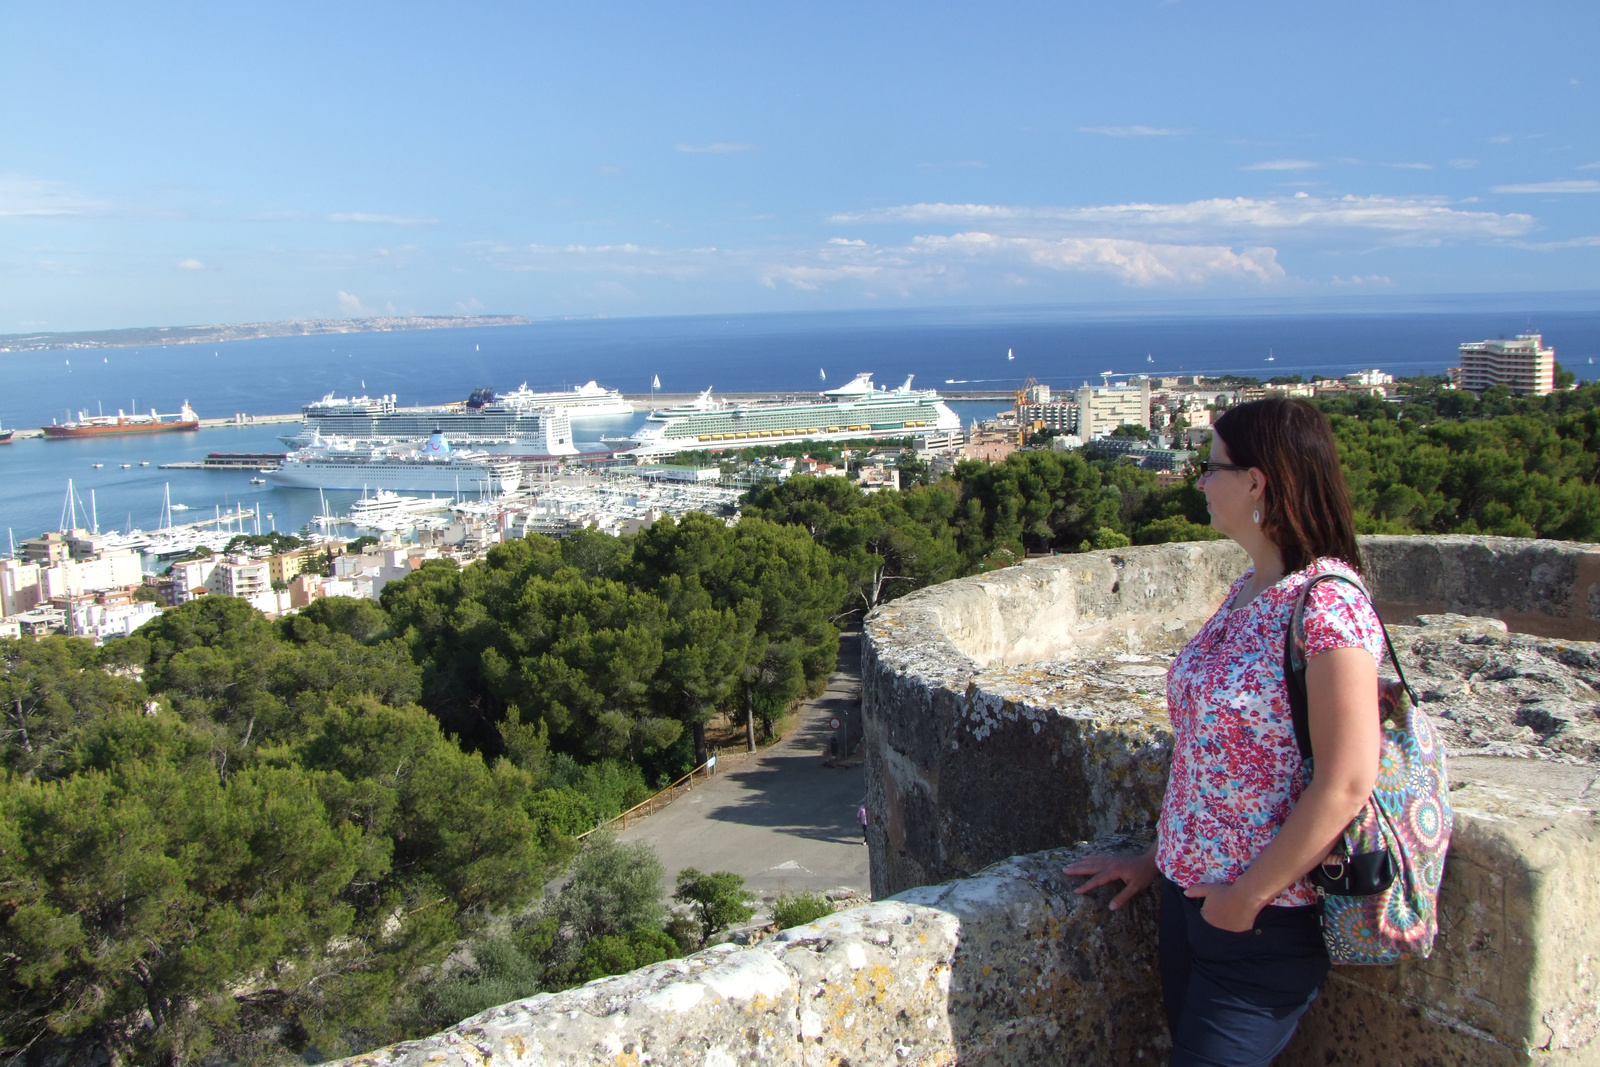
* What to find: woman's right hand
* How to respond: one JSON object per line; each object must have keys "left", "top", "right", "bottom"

{"left": 1063, "top": 849, "right": 1158, "bottom": 911}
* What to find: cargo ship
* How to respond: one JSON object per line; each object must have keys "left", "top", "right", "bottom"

{"left": 43, "top": 403, "right": 199, "bottom": 439}
{"left": 624, "top": 373, "right": 961, "bottom": 457}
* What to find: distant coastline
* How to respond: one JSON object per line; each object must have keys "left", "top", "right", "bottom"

{"left": 0, "top": 315, "right": 532, "bottom": 353}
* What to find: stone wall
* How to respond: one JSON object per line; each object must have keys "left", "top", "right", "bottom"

{"left": 863, "top": 535, "right": 1600, "bottom": 1065}
{"left": 334, "top": 838, "right": 1168, "bottom": 1067}
{"left": 334, "top": 535, "right": 1600, "bottom": 1066}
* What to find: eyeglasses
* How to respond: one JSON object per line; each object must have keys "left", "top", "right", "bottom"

{"left": 1197, "top": 461, "right": 1250, "bottom": 474}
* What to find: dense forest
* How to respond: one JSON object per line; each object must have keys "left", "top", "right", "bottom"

{"left": 2, "top": 377, "right": 1596, "bottom": 1064}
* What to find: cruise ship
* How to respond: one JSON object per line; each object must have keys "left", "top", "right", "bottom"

{"left": 624, "top": 373, "right": 961, "bottom": 457}
{"left": 267, "top": 431, "right": 523, "bottom": 494}
{"left": 287, "top": 384, "right": 624, "bottom": 452}
{"left": 467, "top": 381, "right": 633, "bottom": 419}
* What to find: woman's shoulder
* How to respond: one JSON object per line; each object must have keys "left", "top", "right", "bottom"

{"left": 1294, "top": 559, "right": 1385, "bottom": 656}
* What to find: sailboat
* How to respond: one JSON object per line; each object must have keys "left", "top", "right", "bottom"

{"left": 819, "top": 368, "right": 826, "bottom": 382}
{"left": 1266, "top": 348, "right": 1276, "bottom": 363}
{"left": 1007, "top": 348, "right": 1015, "bottom": 361}
{"left": 653, "top": 374, "right": 661, "bottom": 389}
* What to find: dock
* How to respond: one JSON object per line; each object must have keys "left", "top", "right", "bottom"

{"left": 159, "top": 452, "right": 287, "bottom": 471}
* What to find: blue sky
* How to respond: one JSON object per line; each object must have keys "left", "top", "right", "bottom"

{"left": 2, "top": 1, "right": 1597, "bottom": 332}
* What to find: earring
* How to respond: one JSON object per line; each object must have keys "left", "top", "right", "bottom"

{"left": 1252, "top": 508, "right": 1261, "bottom": 525}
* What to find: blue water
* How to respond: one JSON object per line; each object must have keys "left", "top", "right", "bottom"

{"left": 3, "top": 300, "right": 1596, "bottom": 546}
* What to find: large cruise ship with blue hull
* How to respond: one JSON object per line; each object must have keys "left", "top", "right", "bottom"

{"left": 625, "top": 373, "right": 961, "bottom": 457}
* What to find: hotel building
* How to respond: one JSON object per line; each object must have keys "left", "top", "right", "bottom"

{"left": 1454, "top": 334, "right": 1555, "bottom": 396}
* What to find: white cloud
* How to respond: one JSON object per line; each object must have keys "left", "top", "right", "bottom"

{"left": 1578, "top": 162, "right": 1600, "bottom": 170}
{"left": 1449, "top": 159, "right": 1479, "bottom": 169}
{"left": 830, "top": 194, "right": 1535, "bottom": 241}
{"left": 1492, "top": 180, "right": 1600, "bottom": 194}
{"left": 337, "top": 290, "right": 368, "bottom": 315}
{"left": 1242, "top": 159, "right": 1321, "bottom": 171}
{"left": 0, "top": 176, "right": 108, "bottom": 219}
{"left": 1079, "top": 125, "right": 1187, "bottom": 137}
{"left": 759, "top": 231, "right": 1284, "bottom": 293}
{"left": 327, "top": 212, "right": 439, "bottom": 226}
{"left": 674, "top": 142, "right": 752, "bottom": 154}
{"left": 1508, "top": 235, "right": 1600, "bottom": 250}
{"left": 1385, "top": 162, "right": 1433, "bottom": 170}
{"left": 176, "top": 259, "right": 207, "bottom": 271}
{"left": 910, "top": 233, "right": 1284, "bottom": 286}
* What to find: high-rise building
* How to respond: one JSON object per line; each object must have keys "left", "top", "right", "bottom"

{"left": 1454, "top": 334, "right": 1555, "bottom": 396}
{"left": 1076, "top": 378, "right": 1152, "bottom": 439}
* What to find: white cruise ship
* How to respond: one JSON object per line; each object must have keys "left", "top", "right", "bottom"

{"left": 292, "top": 389, "right": 578, "bottom": 453}
{"left": 268, "top": 432, "right": 523, "bottom": 494}
{"left": 478, "top": 381, "right": 634, "bottom": 419}
{"left": 625, "top": 373, "right": 961, "bottom": 457}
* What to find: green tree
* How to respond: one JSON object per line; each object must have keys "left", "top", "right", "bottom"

{"left": 672, "top": 868, "right": 756, "bottom": 947}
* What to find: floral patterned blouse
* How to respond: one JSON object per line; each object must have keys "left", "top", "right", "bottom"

{"left": 1155, "top": 557, "right": 1386, "bottom": 906}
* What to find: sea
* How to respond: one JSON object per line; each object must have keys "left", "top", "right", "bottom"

{"left": 2, "top": 298, "right": 1596, "bottom": 548}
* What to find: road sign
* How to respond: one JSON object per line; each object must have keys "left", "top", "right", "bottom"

{"left": 829, "top": 716, "right": 843, "bottom": 731}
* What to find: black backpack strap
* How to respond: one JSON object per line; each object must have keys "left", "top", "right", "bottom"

{"left": 1282, "top": 572, "right": 1416, "bottom": 762}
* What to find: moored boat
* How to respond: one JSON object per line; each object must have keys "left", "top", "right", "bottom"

{"left": 43, "top": 403, "right": 199, "bottom": 438}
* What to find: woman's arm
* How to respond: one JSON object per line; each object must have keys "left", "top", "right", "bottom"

{"left": 1185, "top": 646, "right": 1381, "bottom": 931}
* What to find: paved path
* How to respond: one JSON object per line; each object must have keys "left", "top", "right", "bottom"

{"left": 619, "top": 632, "right": 869, "bottom": 901}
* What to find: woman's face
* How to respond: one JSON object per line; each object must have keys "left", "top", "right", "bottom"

{"left": 1199, "top": 435, "right": 1261, "bottom": 539}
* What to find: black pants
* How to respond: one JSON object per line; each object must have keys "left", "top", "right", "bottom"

{"left": 1158, "top": 875, "right": 1330, "bottom": 1067}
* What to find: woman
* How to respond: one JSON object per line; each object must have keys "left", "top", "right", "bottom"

{"left": 1066, "top": 397, "right": 1384, "bottom": 1066}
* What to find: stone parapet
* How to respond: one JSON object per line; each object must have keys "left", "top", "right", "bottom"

{"left": 332, "top": 838, "right": 1165, "bottom": 1066}
{"left": 863, "top": 535, "right": 1600, "bottom": 1065}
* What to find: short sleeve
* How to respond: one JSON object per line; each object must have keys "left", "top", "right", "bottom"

{"left": 1301, "top": 577, "right": 1386, "bottom": 664}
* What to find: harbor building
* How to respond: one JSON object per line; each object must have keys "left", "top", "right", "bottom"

{"left": 1075, "top": 378, "right": 1152, "bottom": 440}
{"left": 1453, "top": 333, "right": 1555, "bottom": 395}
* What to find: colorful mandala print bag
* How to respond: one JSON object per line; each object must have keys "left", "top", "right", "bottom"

{"left": 1283, "top": 574, "right": 1454, "bottom": 965}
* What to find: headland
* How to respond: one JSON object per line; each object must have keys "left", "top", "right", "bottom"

{"left": 0, "top": 315, "right": 531, "bottom": 353}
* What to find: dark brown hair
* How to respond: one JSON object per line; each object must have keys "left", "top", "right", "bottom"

{"left": 1211, "top": 397, "right": 1362, "bottom": 575}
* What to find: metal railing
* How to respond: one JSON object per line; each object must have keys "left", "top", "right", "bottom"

{"left": 573, "top": 755, "right": 718, "bottom": 840}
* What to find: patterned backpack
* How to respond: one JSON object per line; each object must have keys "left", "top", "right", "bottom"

{"left": 1283, "top": 573, "right": 1453, "bottom": 965}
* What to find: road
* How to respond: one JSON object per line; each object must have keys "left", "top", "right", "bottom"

{"left": 619, "top": 632, "right": 869, "bottom": 902}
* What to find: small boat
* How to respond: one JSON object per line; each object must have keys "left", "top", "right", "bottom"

{"left": 92, "top": 462, "right": 103, "bottom": 468}
{"left": 169, "top": 503, "right": 190, "bottom": 512}
{"left": 1007, "top": 348, "right": 1015, "bottom": 361}
{"left": 139, "top": 460, "right": 149, "bottom": 466}
{"left": 250, "top": 477, "right": 266, "bottom": 485}
{"left": 120, "top": 463, "right": 131, "bottom": 469}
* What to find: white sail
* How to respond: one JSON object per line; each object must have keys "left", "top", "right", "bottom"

{"left": 652, "top": 374, "right": 661, "bottom": 389}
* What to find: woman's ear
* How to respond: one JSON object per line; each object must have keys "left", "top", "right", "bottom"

{"left": 1248, "top": 467, "right": 1269, "bottom": 502}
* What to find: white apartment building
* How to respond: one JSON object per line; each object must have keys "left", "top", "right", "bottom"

{"left": 1455, "top": 334, "right": 1555, "bottom": 396}
{"left": 1, "top": 558, "right": 44, "bottom": 617}
{"left": 3, "top": 551, "right": 143, "bottom": 613}
{"left": 1075, "top": 378, "right": 1152, "bottom": 439}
